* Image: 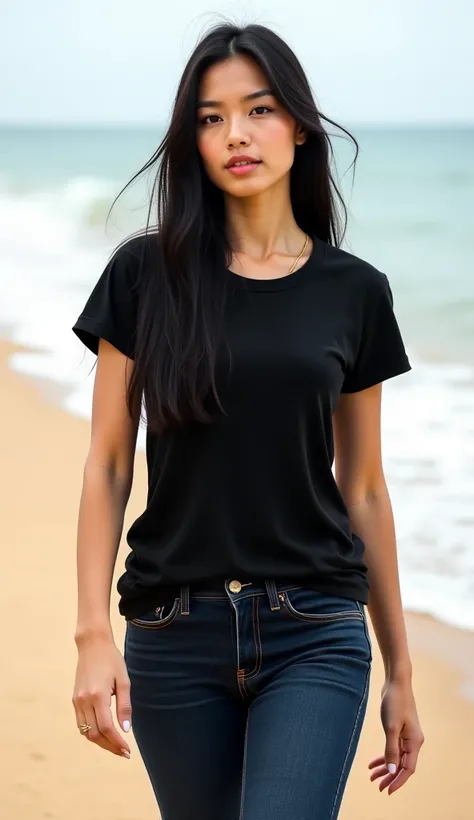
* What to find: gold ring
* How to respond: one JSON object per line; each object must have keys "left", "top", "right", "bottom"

{"left": 79, "top": 723, "right": 92, "bottom": 734}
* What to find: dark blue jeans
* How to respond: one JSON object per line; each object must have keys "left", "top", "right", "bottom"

{"left": 124, "top": 579, "right": 372, "bottom": 820}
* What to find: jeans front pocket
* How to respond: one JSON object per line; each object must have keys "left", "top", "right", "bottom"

{"left": 281, "top": 587, "right": 365, "bottom": 624}
{"left": 129, "top": 598, "right": 180, "bottom": 630}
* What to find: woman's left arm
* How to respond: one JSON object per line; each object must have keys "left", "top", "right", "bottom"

{"left": 333, "top": 382, "right": 425, "bottom": 796}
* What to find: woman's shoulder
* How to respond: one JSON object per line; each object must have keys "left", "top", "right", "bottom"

{"left": 110, "top": 229, "right": 160, "bottom": 267}
{"left": 319, "top": 240, "right": 386, "bottom": 286}
{"left": 102, "top": 230, "right": 161, "bottom": 297}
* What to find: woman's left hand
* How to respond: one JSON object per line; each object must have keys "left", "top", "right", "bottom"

{"left": 368, "top": 677, "right": 425, "bottom": 795}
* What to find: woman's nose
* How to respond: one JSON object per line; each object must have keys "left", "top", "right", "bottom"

{"left": 228, "top": 138, "right": 249, "bottom": 148}
{"left": 227, "top": 120, "right": 251, "bottom": 149}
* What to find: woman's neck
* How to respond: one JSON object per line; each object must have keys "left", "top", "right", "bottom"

{"left": 224, "top": 177, "right": 303, "bottom": 259}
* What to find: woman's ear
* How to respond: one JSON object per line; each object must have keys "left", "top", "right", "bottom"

{"left": 295, "top": 125, "right": 307, "bottom": 145}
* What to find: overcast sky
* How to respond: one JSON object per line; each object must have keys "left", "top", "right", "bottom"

{"left": 1, "top": 0, "right": 472, "bottom": 125}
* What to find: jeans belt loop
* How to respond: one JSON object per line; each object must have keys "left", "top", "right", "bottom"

{"left": 180, "top": 585, "right": 190, "bottom": 615}
{"left": 265, "top": 579, "right": 281, "bottom": 611}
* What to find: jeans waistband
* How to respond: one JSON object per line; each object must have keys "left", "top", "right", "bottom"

{"left": 177, "top": 579, "right": 305, "bottom": 615}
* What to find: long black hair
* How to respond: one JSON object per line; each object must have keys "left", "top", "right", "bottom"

{"left": 107, "top": 20, "right": 358, "bottom": 433}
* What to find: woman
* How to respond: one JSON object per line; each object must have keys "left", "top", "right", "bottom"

{"left": 71, "top": 20, "right": 424, "bottom": 820}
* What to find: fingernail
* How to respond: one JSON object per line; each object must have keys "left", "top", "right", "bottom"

{"left": 388, "top": 763, "right": 397, "bottom": 774}
{"left": 121, "top": 749, "right": 130, "bottom": 759}
{"left": 122, "top": 720, "right": 131, "bottom": 732}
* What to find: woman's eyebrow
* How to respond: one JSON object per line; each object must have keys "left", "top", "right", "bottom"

{"left": 196, "top": 88, "right": 273, "bottom": 109}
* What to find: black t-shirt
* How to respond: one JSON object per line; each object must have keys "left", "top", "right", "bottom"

{"left": 72, "top": 233, "right": 412, "bottom": 619}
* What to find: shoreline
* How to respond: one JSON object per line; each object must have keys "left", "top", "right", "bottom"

{"left": 2, "top": 335, "right": 474, "bottom": 819}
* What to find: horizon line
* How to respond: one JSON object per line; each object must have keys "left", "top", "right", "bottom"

{"left": 0, "top": 119, "right": 473, "bottom": 131}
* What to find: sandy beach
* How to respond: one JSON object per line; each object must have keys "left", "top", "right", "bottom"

{"left": 2, "top": 335, "right": 473, "bottom": 820}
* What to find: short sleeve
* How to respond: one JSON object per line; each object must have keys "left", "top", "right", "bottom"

{"left": 72, "top": 240, "right": 142, "bottom": 360}
{"left": 341, "top": 271, "right": 412, "bottom": 393}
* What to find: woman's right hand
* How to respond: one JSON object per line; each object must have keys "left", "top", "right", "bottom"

{"left": 72, "top": 635, "right": 132, "bottom": 759}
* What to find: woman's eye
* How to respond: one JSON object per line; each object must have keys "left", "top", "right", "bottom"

{"left": 200, "top": 114, "right": 221, "bottom": 125}
{"left": 251, "top": 106, "right": 272, "bottom": 115}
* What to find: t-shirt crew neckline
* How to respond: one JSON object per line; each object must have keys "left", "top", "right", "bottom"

{"left": 224, "top": 234, "right": 326, "bottom": 291}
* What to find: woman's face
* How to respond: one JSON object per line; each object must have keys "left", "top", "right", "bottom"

{"left": 196, "top": 54, "right": 305, "bottom": 198}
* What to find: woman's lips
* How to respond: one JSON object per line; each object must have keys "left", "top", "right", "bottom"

{"left": 226, "top": 161, "right": 262, "bottom": 175}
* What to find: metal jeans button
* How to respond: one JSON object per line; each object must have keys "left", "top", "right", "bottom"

{"left": 229, "top": 580, "right": 242, "bottom": 593}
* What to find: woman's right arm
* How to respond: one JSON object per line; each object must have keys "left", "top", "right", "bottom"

{"left": 74, "top": 338, "right": 139, "bottom": 644}
{"left": 72, "top": 338, "right": 140, "bottom": 758}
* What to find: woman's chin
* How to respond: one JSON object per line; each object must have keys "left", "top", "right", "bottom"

{"left": 221, "top": 176, "right": 275, "bottom": 199}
